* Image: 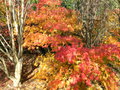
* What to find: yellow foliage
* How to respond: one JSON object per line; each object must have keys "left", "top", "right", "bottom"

{"left": 33, "top": 53, "right": 60, "bottom": 81}
{"left": 0, "top": 2, "right": 6, "bottom": 26}
{"left": 103, "top": 9, "right": 120, "bottom": 46}
{"left": 104, "top": 36, "right": 120, "bottom": 47}
{"left": 33, "top": 53, "right": 74, "bottom": 89}
{"left": 99, "top": 66, "right": 119, "bottom": 90}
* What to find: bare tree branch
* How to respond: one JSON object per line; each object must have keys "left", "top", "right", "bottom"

{"left": 0, "top": 57, "right": 9, "bottom": 77}
{"left": 0, "top": 48, "right": 13, "bottom": 61}
{"left": 0, "top": 34, "right": 12, "bottom": 50}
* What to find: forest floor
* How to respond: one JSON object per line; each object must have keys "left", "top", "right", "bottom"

{"left": 0, "top": 78, "right": 47, "bottom": 90}
{"left": 0, "top": 53, "right": 48, "bottom": 90}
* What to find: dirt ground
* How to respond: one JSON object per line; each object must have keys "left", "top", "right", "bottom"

{"left": 0, "top": 77, "right": 47, "bottom": 90}
{"left": 0, "top": 53, "right": 48, "bottom": 90}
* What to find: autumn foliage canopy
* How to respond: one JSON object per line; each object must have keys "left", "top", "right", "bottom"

{"left": 0, "top": 0, "right": 119, "bottom": 89}
{"left": 22, "top": 0, "right": 120, "bottom": 89}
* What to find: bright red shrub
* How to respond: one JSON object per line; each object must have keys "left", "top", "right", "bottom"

{"left": 54, "top": 44, "right": 120, "bottom": 88}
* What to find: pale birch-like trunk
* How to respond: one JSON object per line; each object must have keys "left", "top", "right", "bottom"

{"left": 13, "top": 60, "right": 23, "bottom": 87}
{"left": 0, "top": 0, "right": 30, "bottom": 87}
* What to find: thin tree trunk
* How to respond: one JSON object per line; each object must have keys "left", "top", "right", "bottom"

{"left": 13, "top": 59, "right": 23, "bottom": 87}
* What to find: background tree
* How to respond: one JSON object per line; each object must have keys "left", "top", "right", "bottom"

{"left": 61, "top": 0, "right": 75, "bottom": 9}
{"left": 74, "top": 0, "right": 120, "bottom": 48}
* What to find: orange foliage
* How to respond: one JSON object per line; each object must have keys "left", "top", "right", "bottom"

{"left": 24, "top": 0, "right": 82, "bottom": 49}
{"left": 23, "top": 33, "right": 49, "bottom": 49}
